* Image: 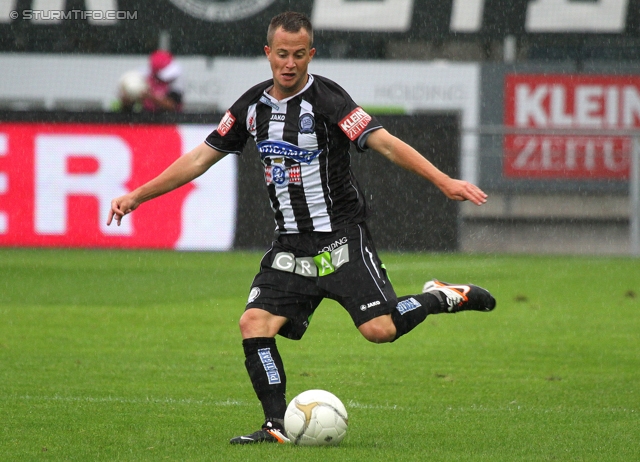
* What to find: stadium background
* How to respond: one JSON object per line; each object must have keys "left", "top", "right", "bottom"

{"left": 1, "top": 0, "right": 639, "bottom": 255}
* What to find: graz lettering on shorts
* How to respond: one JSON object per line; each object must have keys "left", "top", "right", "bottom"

{"left": 257, "top": 140, "right": 322, "bottom": 164}
{"left": 258, "top": 348, "right": 281, "bottom": 385}
{"left": 396, "top": 297, "right": 422, "bottom": 315}
{"left": 272, "top": 243, "right": 349, "bottom": 277}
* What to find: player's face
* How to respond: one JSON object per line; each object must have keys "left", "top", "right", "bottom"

{"left": 264, "top": 27, "right": 316, "bottom": 100}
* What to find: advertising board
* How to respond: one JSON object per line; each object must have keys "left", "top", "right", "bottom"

{"left": 504, "top": 74, "right": 640, "bottom": 179}
{"left": 0, "top": 122, "right": 236, "bottom": 249}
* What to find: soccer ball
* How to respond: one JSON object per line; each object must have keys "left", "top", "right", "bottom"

{"left": 284, "top": 389, "right": 348, "bottom": 446}
{"left": 118, "top": 70, "right": 148, "bottom": 101}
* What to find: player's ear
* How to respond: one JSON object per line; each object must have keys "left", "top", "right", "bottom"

{"left": 264, "top": 45, "right": 271, "bottom": 60}
{"left": 309, "top": 48, "right": 316, "bottom": 59}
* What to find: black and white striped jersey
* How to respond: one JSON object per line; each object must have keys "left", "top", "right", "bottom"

{"left": 205, "top": 74, "right": 383, "bottom": 234}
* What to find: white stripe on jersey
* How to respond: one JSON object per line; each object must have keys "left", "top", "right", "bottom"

{"left": 268, "top": 100, "right": 287, "bottom": 142}
{"left": 246, "top": 103, "right": 258, "bottom": 138}
{"left": 299, "top": 99, "right": 331, "bottom": 231}
{"left": 261, "top": 99, "right": 299, "bottom": 233}
{"left": 278, "top": 188, "right": 298, "bottom": 233}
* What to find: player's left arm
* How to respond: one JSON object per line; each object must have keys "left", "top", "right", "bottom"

{"left": 365, "top": 128, "right": 487, "bottom": 206}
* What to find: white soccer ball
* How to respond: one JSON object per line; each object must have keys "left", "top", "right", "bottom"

{"left": 118, "top": 70, "right": 148, "bottom": 101}
{"left": 284, "top": 389, "right": 348, "bottom": 446}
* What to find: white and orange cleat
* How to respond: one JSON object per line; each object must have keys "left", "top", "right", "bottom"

{"left": 229, "top": 424, "right": 290, "bottom": 445}
{"left": 422, "top": 280, "right": 496, "bottom": 313}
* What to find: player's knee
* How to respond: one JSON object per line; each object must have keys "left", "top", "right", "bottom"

{"left": 239, "top": 308, "right": 286, "bottom": 339}
{"left": 358, "top": 317, "right": 396, "bottom": 344}
{"left": 239, "top": 309, "right": 264, "bottom": 337}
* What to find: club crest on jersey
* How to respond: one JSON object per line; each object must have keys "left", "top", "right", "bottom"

{"left": 216, "top": 110, "right": 236, "bottom": 136}
{"left": 257, "top": 140, "right": 322, "bottom": 164}
{"left": 298, "top": 113, "right": 315, "bottom": 134}
{"left": 265, "top": 164, "right": 302, "bottom": 188}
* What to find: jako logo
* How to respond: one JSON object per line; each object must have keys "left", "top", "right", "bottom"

{"left": 360, "top": 300, "right": 381, "bottom": 311}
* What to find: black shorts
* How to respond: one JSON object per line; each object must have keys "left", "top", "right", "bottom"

{"left": 246, "top": 223, "right": 397, "bottom": 340}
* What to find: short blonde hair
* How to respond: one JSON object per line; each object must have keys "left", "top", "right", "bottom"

{"left": 267, "top": 11, "right": 313, "bottom": 47}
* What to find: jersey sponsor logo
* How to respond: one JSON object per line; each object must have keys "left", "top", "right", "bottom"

{"left": 264, "top": 164, "right": 302, "bottom": 188}
{"left": 396, "top": 297, "right": 422, "bottom": 315}
{"left": 260, "top": 95, "right": 280, "bottom": 111}
{"left": 216, "top": 110, "right": 236, "bottom": 136}
{"left": 339, "top": 107, "right": 372, "bottom": 141}
{"left": 270, "top": 113, "right": 286, "bottom": 122}
{"left": 257, "top": 347, "right": 281, "bottom": 385}
{"left": 257, "top": 140, "right": 322, "bottom": 164}
{"left": 298, "top": 113, "right": 315, "bottom": 134}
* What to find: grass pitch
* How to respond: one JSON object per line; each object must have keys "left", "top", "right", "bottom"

{"left": 1, "top": 249, "right": 638, "bottom": 461}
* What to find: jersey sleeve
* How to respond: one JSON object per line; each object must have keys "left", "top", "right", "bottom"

{"left": 204, "top": 105, "right": 249, "bottom": 155}
{"left": 337, "top": 106, "right": 382, "bottom": 152}
{"left": 316, "top": 76, "right": 383, "bottom": 152}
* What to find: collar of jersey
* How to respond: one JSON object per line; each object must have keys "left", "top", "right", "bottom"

{"left": 264, "top": 74, "right": 315, "bottom": 103}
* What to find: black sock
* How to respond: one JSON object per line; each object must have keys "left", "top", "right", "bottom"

{"left": 391, "top": 293, "right": 444, "bottom": 341}
{"left": 242, "top": 337, "right": 287, "bottom": 426}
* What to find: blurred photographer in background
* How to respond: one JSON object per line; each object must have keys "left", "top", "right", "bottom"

{"left": 117, "top": 50, "right": 184, "bottom": 113}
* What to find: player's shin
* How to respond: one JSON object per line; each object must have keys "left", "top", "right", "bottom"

{"left": 390, "top": 293, "right": 442, "bottom": 341}
{"left": 243, "top": 337, "right": 287, "bottom": 429}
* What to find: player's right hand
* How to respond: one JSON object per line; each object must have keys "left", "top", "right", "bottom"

{"left": 107, "top": 195, "right": 139, "bottom": 226}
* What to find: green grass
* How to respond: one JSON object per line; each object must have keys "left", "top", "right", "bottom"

{"left": 1, "top": 249, "right": 639, "bottom": 461}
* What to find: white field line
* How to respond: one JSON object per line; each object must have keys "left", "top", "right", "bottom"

{"left": 4, "top": 395, "right": 635, "bottom": 413}
{"left": 5, "top": 395, "right": 403, "bottom": 411}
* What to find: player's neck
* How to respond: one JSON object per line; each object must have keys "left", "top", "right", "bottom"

{"left": 269, "top": 74, "right": 310, "bottom": 101}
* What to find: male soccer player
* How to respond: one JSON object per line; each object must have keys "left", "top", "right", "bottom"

{"left": 107, "top": 11, "right": 496, "bottom": 445}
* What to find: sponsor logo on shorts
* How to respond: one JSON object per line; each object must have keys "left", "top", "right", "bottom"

{"left": 257, "top": 348, "right": 281, "bottom": 385}
{"left": 339, "top": 107, "right": 372, "bottom": 141}
{"left": 319, "top": 236, "right": 347, "bottom": 254}
{"left": 298, "top": 113, "right": 315, "bottom": 134}
{"left": 271, "top": 243, "right": 349, "bottom": 277}
{"left": 247, "top": 287, "right": 261, "bottom": 304}
{"left": 216, "top": 110, "right": 236, "bottom": 136}
{"left": 360, "top": 300, "right": 381, "bottom": 311}
{"left": 396, "top": 297, "right": 422, "bottom": 315}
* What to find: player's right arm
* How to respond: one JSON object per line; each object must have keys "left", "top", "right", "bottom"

{"left": 107, "top": 142, "right": 227, "bottom": 226}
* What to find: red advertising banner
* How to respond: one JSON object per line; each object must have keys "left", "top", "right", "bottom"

{"left": 0, "top": 123, "right": 236, "bottom": 249}
{"left": 504, "top": 74, "right": 640, "bottom": 179}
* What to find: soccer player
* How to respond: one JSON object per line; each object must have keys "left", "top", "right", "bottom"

{"left": 107, "top": 11, "right": 496, "bottom": 445}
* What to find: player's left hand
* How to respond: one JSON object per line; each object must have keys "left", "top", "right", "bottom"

{"left": 440, "top": 178, "right": 487, "bottom": 205}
